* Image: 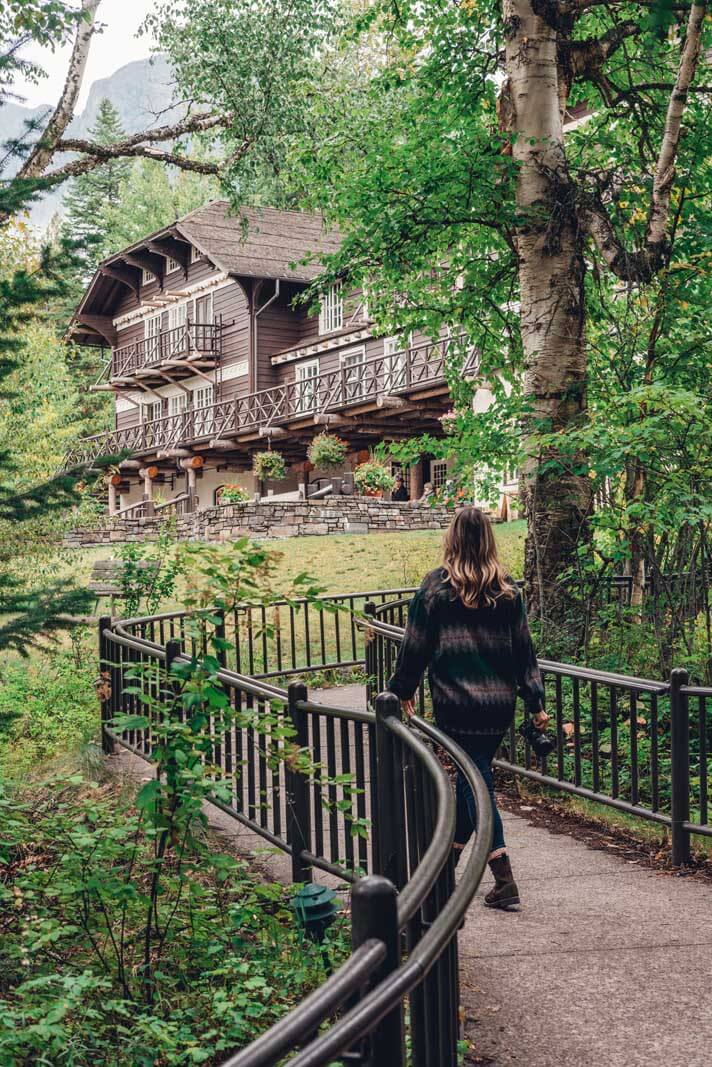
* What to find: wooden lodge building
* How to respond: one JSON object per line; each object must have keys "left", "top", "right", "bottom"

{"left": 67, "top": 201, "right": 513, "bottom": 518}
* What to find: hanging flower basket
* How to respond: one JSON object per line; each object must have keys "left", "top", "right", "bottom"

{"left": 354, "top": 460, "right": 396, "bottom": 497}
{"left": 252, "top": 451, "right": 287, "bottom": 481}
{"left": 307, "top": 433, "right": 348, "bottom": 472}
{"left": 219, "top": 484, "right": 250, "bottom": 505}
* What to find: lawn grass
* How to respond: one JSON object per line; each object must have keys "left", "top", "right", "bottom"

{"left": 265, "top": 520, "right": 526, "bottom": 594}
{"left": 57, "top": 520, "right": 526, "bottom": 602}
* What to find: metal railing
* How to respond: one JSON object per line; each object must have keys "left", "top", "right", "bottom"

{"left": 366, "top": 597, "right": 712, "bottom": 867}
{"left": 98, "top": 588, "right": 494, "bottom": 1066}
{"left": 64, "top": 336, "right": 473, "bottom": 469}
{"left": 112, "top": 321, "right": 221, "bottom": 379}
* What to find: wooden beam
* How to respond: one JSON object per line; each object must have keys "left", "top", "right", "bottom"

{"left": 146, "top": 236, "right": 191, "bottom": 274}
{"left": 100, "top": 262, "right": 140, "bottom": 296}
{"left": 313, "top": 412, "right": 354, "bottom": 427}
{"left": 156, "top": 448, "right": 192, "bottom": 459}
{"left": 376, "top": 395, "right": 410, "bottom": 409}
{"left": 118, "top": 460, "right": 141, "bottom": 470}
{"left": 123, "top": 251, "right": 165, "bottom": 288}
{"left": 258, "top": 426, "right": 287, "bottom": 439}
{"left": 74, "top": 313, "right": 117, "bottom": 347}
{"left": 208, "top": 438, "right": 240, "bottom": 451}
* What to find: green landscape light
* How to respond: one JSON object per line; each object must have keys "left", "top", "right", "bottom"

{"left": 290, "top": 883, "right": 340, "bottom": 943}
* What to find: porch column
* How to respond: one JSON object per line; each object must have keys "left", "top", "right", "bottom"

{"left": 180, "top": 456, "right": 204, "bottom": 512}
{"left": 107, "top": 476, "right": 119, "bottom": 517}
{"left": 139, "top": 466, "right": 157, "bottom": 518}
{"left": 409, "top": 460, "right": 424, "bottom": 502}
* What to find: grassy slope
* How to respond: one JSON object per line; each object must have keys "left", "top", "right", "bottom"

{"left": 266, "top": 521, "right": 526, "bottom": 593}
{"left": 56, "top": 521, "right": 526, "bottom": 601}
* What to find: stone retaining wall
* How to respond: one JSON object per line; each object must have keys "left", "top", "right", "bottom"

{"left": 65, "top": 498, "right": 456, "bottom": 547}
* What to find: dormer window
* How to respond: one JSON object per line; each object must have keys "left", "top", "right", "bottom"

{"left": 319, "top": 282, "right": 343, "bottom": 334}
{"left": 141, "top": 267, "right": 153, "bottom": 286}
{"left": 167, "top": 257, "right": 180, "bottom": 273}
{"left": 190, "top": 245, "right": 201, "bottom": 264}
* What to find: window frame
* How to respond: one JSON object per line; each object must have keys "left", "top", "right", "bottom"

{"left": 318, "top": 282, "right": 343, "bottom": 335}
{"left": 431, "top": 460, "right": 448, "bottom": 490}
{"left": 294, "top": 358, "right": 320, "bottom": 413}
{"left": 341, "top": 345, "right": 366, "bottom": 401}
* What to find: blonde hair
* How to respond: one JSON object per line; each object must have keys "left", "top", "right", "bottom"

{"left": 442, "top": 507, "right": 516, "bottom": 608}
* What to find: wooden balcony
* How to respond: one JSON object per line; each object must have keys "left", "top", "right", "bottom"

{"left": 111, "top": 322, "right": 221, "bottom": 387}
{"left": 65, "top": 337, "right": 476, "bottom": 469}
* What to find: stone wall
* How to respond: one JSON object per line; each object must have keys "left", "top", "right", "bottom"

{"left": 65, "top": 498, "right": 456, "bottom": 547}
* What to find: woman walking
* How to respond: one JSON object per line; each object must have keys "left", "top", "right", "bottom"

{"left": 387, "top": 506, "right": 548, "bottom": 909}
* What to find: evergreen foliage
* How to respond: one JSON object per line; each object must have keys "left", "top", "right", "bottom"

{"left": 60, "top": 98, "right": 131, "bottom": 290}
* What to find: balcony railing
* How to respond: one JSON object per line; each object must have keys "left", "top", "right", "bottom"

{"left": 112, "top": 322, "right": 221, "bottom": 379}
{"left": 65, "top": 336, "right": 475, "bottom": 469}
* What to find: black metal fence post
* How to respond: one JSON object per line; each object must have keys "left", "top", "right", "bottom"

{"left": 375, "top": 691, "right": 406, "bottom": 888}
{"left": 286, "top": 682, "right": 313, "bottom": 884}
{"left": 98, "top": 615, "right": 114, "bottom": 755}
{"left": 214, "top": 607, "right": 227, "bottom": 669}
{"left": 670, "top": 667, "right": 691, "bottom": 866}
{"left": 364, "top": 601, "right": 376, "bottom": 705}
{"left": 350, "top": 875, "right": 404, "bottom": 1067}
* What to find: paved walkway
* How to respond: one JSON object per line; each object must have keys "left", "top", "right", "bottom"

{"left": 111, "top": 683, "right": 712, "bottom": 1067}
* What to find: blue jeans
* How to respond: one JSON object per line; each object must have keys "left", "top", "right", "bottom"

{"left": 453, "top": 733, "right": 505, "bottom": 853}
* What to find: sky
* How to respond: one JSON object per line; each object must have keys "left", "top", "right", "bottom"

{"left": 17, "top": 0, "right": 157, "bottom": 110}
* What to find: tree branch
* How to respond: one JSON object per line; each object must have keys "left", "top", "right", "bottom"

{"left": 581, "top": 2, "right": 707, "bottom": 280}
{"left": 569, "top": 21, "right": 640, "bottom": 87}
{"left": 44, "top": 145, "right": 225, "bottom": 181}
{"left": 16, "top": 0, "right": 101, "bottom": 182}
{"left": 647, "top": 1, "right": 705, "bottom": 246}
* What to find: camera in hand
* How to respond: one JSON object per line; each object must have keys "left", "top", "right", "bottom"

{"left": 519, "top": 716, "right": 556, "bottom": 759}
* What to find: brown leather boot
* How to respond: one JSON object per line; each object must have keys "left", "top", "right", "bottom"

{"left": 484, "top": 853, "right": 520, "bottom": 909}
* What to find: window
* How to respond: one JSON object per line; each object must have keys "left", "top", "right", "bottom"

{"left": 168, "top": 302, "right": 188, "bottom": 332}
{"left": 144, "top": 313, "right": 162, "bottom": 362}
{"left": 342, "top": 347, "right": 365, "bottom": 401}
{"left": 190, "top": 245, "right": 201, "bottom": 264}
{"left": 193, "top": 384, "right": 215, "bottom": 436}
{"left": 391, "top": 462, "right": 411, "bottom": 493}
{"left": 142, "top": 400, "right": 162, "bottom": 423}
{"left": 193, "top": 292, "right": 213, "bottom": 323}
{"left": 166, "top": 302, "right": 188, "bottom": 357}
{"left": 318, "top": 282, "right": 343, "bottom": 334}
{"left": 383, "top": 335, "right": 407, "bottom": 391}
{"left": 295, "top": 359, "right": 319, "bottom": 413}
{"left": 167, "top": 257, "right": 180, "bottom": 273}
{"left": 431, "top": 460, "right": 448, "bottom": 490}
{"left": 168, "top": 393, "right": 189, "bottom": 418}
{"left": 141, "top": 267, "right": 154, "bottom": 286}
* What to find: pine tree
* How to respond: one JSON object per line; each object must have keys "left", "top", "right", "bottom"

{"left": 61, "top": 98, "right": 131, "bottom": 291}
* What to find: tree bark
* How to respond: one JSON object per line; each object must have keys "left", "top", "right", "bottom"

{"left": 504, "top": 0, "right": 592, "bottom": 634}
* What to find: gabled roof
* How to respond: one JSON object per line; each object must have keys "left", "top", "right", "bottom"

{"left": 68, "top": 201, "right": 341, "bottom": 346}
{"left": 175, "top": 201, "right": 341, "bottom": 282}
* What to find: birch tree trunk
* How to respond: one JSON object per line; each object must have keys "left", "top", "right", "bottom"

{"left": 504, "top": 0, "right": 592, "bottom": 633}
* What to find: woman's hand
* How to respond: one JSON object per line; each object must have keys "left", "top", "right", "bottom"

{"left": 402, "top": 699, "right": 416, "bottom": 719}
{"left": 532, "top": 709, "right": 550, "bottom": 731}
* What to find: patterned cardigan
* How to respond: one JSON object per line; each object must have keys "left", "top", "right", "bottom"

{"left": 387, "top": 568, "right": 545, "bottom": 738}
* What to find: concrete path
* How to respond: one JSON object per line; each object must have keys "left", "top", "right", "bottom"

{"left": 460, "top": 810, "right": 712, "bottom": 1067}
{"left": 109, "top": 683, "right": 712, "bottom": 1067}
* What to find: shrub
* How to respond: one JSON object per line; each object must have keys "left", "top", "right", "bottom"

{"left": 252, "top": 451, "right": 287, "bottom": 482}
{"left": 219, "top": 484, "right": 250, "bottom": 505}
{"left": 354, "top": 460, "right": 396, "bottom": 494}
{"left": 307, "top": 433, "right": 348, "bottom": 472}
{"left": 0, "top": 633, "right": 98, "bottom": 774}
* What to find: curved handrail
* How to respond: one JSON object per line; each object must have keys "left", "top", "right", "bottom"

{"left": 100, "top": 593, "right": 494, "bottom": 1066}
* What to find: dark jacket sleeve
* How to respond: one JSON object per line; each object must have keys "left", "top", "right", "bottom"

{"left": 511, "top": 592, "right": 545, "bottom": 714}
{"left": 387, "top": 584, "right": 437, "bottom": 701}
